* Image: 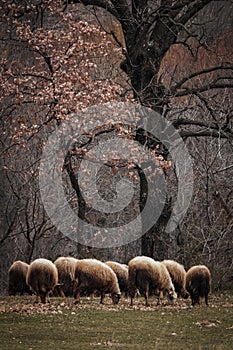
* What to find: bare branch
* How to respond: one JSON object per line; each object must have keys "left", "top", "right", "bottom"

{"left": 180, "top": 129, "right": 233, "bottom": 139}
{"left": 21, "top": 73, "right": 53, "bottom": 82}
{"left": 173, "top": 117, "right": 218, "bottom": 129}
{"left": 172, "top": 65, "right": 233, "bottom": 92}
{"left": 213, "top": 164, "right": 233, "bottom": 174}
{"left": 173, "top": 82, "right": 233, "bottom": 97}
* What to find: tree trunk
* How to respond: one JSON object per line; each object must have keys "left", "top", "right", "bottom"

{"left": 141, "top": 199, "right": 172, "bottom": 259}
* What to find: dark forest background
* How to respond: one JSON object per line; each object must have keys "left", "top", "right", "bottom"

{"left": 0, "top": 0, "right": 232, "bottom": 294}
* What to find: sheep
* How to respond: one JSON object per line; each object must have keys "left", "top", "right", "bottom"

{"left": 161, "top": 260, "right": 189, "bottom": 298}
{"left": 104, "top": 261, "right": 129, "bottom": 296}
{"left": 54, "top": 256, "right": 78, "bottom": 297}
{"left": 185, "top": 265, "right": 211, "bottom": 306}
{"left": 128, "top": 256, "right": 177, "bottom": 306}
{"left": 73, "top": 258, "right": 121, "bottom": 305}
{"left": 26, "top": 258, "right": 58, "bottom": 304}
{"left": 8, "top": 260, "right": 31, "bottom": 296}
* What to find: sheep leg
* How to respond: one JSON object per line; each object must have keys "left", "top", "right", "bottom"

{"left": 190, "top": 291, "right": 196, "bottom": 306}
{"left": 192, "top": 294, "right": 200, "bottom": 306}
{"left": 157, "top": 291, "right": 163, "bottom": 305}
{"left": 40, "top": 292, "right": 47, "bottom": 304}
{"left": 73, "top": 279, "right": 81, "bottom": 304}
{"left": 60, "top": 290, "right": 66, "bottom": 298}
{"left": 46, "top": 292, "right": 50, "bottom": 303}
{"left": 100, "top": 291, "right": 105, "bottom": 304}
{"left": 144, "top": 286, "right": 149, "bottom": 306}
{"left": 130, "top": 296, "right": 134, "bottom": 306}
{"left": 34, "top": 293, "right": 39, "bottom": 304}
{"left": 129, "top": 288, "right": 137, "bottom": 306}
{"left": 74, "top": 290, "right": 81, "bottom": 304}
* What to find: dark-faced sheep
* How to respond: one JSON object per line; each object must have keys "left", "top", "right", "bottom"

{"left": 162, "top": 260, "right": 189, "bottom": 298}
{"left": 128, "top": 256, "right": 177, "bottom": 306}
{"left": 8, "top": 260, "right": 31, "bottom": 296}
{"left": 54, "top": 256, "right": 78, "bottom": 297}
{"left": 73, "top": 259, "right": 121, "bottom": 305}
{"left": 186, "top": 265, "right": 211, "bottom": 306}
{"left": 26, "top": 258, "right": 58, "bottom": 304}
{"left": 104, "top": 261, "right": 129, "bottom": 296}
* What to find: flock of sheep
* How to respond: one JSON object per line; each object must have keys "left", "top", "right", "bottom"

{"left": 8, "top": 256, "right": 211, "bottom": 307}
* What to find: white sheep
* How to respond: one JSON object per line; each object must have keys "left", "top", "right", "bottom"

{"left": 54, "top": 256, "right": 78, "bottom": 297}
{"left": 73, "top": 258, "right": 121, "bottom": 304}
{"left": 104, "top": 261, "right": 129, "bottom": 296}
{"left": 26, "top": 258, "right": 58, "bottom": 303}
{"left": 162, "top": 259, "right": 189, "bottom": 298}
{"left": 128, "top": 256, "right": 177, "bottom": 306}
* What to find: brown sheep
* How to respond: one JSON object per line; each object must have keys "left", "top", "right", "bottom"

{"left": 8, "top": 260, "right": 31, "bottom": 296}
{"left": 26, "top": 258, "right": 58, "bottom": 304}
{"left": 73, "top": 259, "right": 121, "bottom": 305}
{"left": 162, "top": 260, "right": 189, "bottom": 298}
{"left": 104, "top": 261, "right": 129, "bottom": 296}
{"left": 128, "top": 256, "right": 177, "bottom": 306}
{"left": 54, "top": 256, "right": 78, "bottom": 297}
{"left": 186, "top": 265, "right": 211, "bottom": 306}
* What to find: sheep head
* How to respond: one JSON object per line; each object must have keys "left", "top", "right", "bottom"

{"left": 167, "top": 289, "right": 177, "bottom": 304}
{"left": 111, "top": 292, "right": 121, "bottom": 304}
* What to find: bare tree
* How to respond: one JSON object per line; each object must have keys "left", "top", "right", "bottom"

{"left": 65, "top": 0, "right": 233, "bottom": 259}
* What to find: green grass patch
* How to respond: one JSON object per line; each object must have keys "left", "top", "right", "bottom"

{"left": 0, "top": 293, "right": 232, "bottom": 350}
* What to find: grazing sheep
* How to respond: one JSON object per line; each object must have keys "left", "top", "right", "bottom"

{"left": 104, "top": 261, "right": 129, "bottom": 296}
{"left": 161, "top": 260, "right": 189, "bottom": 298}
{"left": 54, "top": 256, "right": 78, "bottom": 297}
{"left": 73, "top": 259, "right": 121, "bottom": 305}
{"left": 186, "top": 265, "right": 211, "bottom": 306}
{"left": 26, "top": 258, "right": 58, "bottom": 304}
{"left": 8, "top": 260, "right": 31, "bottom": 296}
{"left": 128, "top": 256, "right": 177, "bottom": 306}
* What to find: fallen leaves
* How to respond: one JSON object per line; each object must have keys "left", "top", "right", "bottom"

{"left": 195, "top": 320, "right": 218, "bottom": 328}
{"left": 0, "top": 293, "right": 233, "bottom": 316}
{"left": 226, "top": 325, "right": 233, "bottom": 330}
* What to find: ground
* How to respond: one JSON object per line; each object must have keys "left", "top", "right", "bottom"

{"left": 0, "top": 292, "right": 232, "bottom": 349}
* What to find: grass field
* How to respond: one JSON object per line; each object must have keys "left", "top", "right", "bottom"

{"left": 0, "top": 292, "right": 232, "bottom": 350}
